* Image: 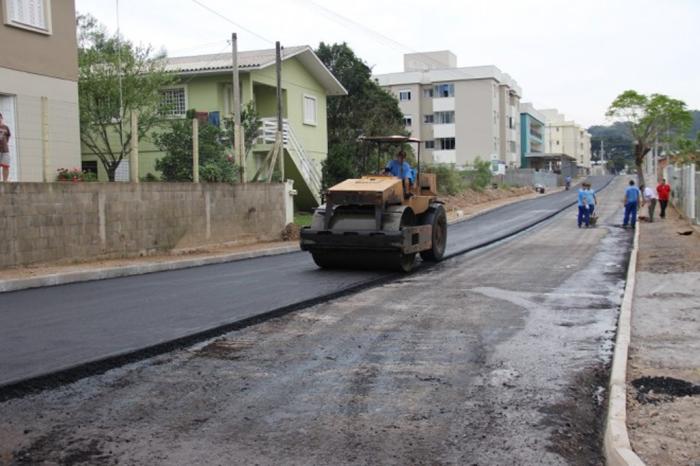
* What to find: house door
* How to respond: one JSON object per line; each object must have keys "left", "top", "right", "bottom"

{"left": 0, "top": 94, "right": 19, "bottom": 181}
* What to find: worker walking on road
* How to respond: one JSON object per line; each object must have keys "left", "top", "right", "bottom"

{"left": 577, "top": 183, "right": 591, "bottom": 228}
{"left": 622, "top": 180, "right": 641, "bottom": 229}
{"left": 642, "top": 184, "right": 658, "bottom": 222}
{"left": 656, "top": 178, "right": 671, "bottom": 219}
{"left": 584, "top": 182, "right": 597, "bottom": 226}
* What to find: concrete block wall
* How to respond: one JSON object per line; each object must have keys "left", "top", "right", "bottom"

{"left": 0, "top": 182, "right": 288, "bottom": 268}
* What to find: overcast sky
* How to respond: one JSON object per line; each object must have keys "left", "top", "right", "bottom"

{"left": 75, "top": 0, "right": 699, "bottom": 127}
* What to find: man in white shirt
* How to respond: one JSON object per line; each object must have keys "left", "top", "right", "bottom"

{"left": 642, "top": 184, "right": 658, "bottom": 222}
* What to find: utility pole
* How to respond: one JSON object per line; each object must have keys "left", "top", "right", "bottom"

{"left": 653, "top": 134, "right": 659, "bottom": 183}
{"left": 275, "top": 41, "right": 284, "bottom": 181}
{"left": 41, "top": 96, "right": 50, "bottom": 182}
{"left": 129, "top": 110, "right": 139, "bottom": 183}
{"left": 192, "top": 117, "right": 199, "bottom": 183}
{"left": 231, "top": 32, "right": 245, "bottom": 183}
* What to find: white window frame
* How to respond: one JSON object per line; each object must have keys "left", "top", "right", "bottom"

{"left": 3, "top": 0, "right": 52, "bottom": 35}
{"left": 425, "top": 140, "right": 435, "bottom": 149}
{"left": 160, "top": 86, "right": 188, "bottom": 118}
{"left": 402, "top": 115, "right": 413, "bottom": 127}
{"left": 424, "top": 114, "right": 434, "bottom": 124}
{"left": 303, "top": 94, "right": 317, "bottom": 126}
{"left": 398, "top": 89, "right": 411, "bottom": 101}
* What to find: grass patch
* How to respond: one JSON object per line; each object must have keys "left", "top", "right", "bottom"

{"left": 294, "top": 211, "right": 314, "bottom": 227}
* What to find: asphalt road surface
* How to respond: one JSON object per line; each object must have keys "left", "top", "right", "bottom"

{"left": 0, "top": 176, "right": 613, "bottom": 388}
{"left": 0, "top": 176, "right": 630, "bottom": 465}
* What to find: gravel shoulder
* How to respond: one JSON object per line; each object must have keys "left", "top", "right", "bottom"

{"left": 0, "top": 178, "right": 628, "bottom": 465}
{"left": 626, "top": 210, "right": 700, "bottom": 466}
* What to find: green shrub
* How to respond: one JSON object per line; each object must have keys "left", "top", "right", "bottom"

{"left": 155, "top": 118, "right": 238, "bottom": 184}
{"left": 470, "top": 157, "right": 492, "bottom": 191}
{"left": 423, "top": 164, "right": 466, "bottom": 195}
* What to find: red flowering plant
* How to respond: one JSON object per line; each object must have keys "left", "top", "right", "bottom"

{"left": 56, "top": 168, "right": 98, "bottom": 182}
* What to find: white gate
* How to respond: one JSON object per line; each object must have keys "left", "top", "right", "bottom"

{"left": 0, "top": 94, "right": 19, "bottom": 181}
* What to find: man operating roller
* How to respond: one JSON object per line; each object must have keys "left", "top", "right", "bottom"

{"left": 384, "top": 150, "right": 414, "bottom": 198}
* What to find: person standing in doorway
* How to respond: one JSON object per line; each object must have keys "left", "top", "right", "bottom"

{"left": 0, "top": 113, "right": 11, "bottom": 182}
{"left": 622, "top": 179, "right": 641, "bottom": 229}
{"left": 642, "top": 184, "right": 658, "bottom": 222}
{"left": 656, "top": 178, "right": 671, "bottom": 219}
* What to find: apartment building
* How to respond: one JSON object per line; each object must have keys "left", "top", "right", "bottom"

{"left": 374, "top": 51, "right": 522, "bottom": 168}
{"left": 0, "top": 0, "right": 80, "bottom": 181}
{"left": 540, "top": 109, "right": 592, "bottom": 170}
{"left": 519, "top": 102, "right": 545, "bottom": 168}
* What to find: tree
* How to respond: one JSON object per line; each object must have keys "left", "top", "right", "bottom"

{"left": 77, "top": 14, "right": 175, "bottom": 181}
{"left": 315, "top": 42, "right": 406, "bottom": 188}
{"left": 223, "top": 101, "right": 262, "bottom": 160}
{"left": 154, "top": 116, "right": 237, "bottom": 183}
{"left": 606, "top": 90, "right": 692, "bottom": 186}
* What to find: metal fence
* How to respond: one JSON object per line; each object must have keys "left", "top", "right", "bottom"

{"left": 665, "top": 164, "right": 698, "bottom": 223}
{"left": 493, "top": 169, "right": 561, "bottom": 188}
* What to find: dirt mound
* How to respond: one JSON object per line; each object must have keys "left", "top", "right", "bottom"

{"left": 442, "top": 186, "right": 536, "bottom": 218}
{"left": 282, "top": 223, "right": 301, "bottom": 241}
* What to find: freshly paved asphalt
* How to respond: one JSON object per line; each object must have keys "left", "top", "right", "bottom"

{"left": 0, "top": 176, "right": 613, "bottom": 387}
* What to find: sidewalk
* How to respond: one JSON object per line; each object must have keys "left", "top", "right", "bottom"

{"left": 0, "top": 186, "right": 555, "bottom": 293}
{"left": 626, "top": 210, "right": 700, "bottom": 465}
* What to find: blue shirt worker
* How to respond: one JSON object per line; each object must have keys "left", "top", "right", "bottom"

{"left": 623, "top": 179, "right": 641, "bottom": 229}
{"left": 577, "top": 185, "right": 592, "bottom": 228}
{"left": 384, "top": 150, "right": 414, "bottom": 183}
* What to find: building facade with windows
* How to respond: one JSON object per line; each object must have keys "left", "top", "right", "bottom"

{"left": 0, "top": 0, "right": 80, "bottom": 181}
{"left": 539, "top": 109, "right": 592, "bottom": 170}
{"left": 81, "top": 45, "right": 346, "bottom": 208}
{"left": 519, "top": 102, "right": 546, "bottom": 168}
{"left": 374, "top": 51, "right": 522, "bottom": 168}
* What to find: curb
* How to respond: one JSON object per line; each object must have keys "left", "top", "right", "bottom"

{"left": 0, "top": 244, "right": 300, "bottom": 294}
{"left": 603, "top": 223, "right": 645, "bottom": 466}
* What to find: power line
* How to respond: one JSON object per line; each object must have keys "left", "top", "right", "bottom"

{"left": 189, "top": 0, "right": 274, "bottom": 45}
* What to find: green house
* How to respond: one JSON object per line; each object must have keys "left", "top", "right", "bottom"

{"left": 81, "top": 45, "right": 347, "bottom": 209}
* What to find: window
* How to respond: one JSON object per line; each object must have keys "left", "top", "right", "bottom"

{"left": 436, "top": 138, "right": 455, "bottom": 150}
{"left": 303, "top": 94, "right": 317, "bottom": 125}
{"left": 556, "top": 127, "right": 560, "bottom": 132}
{"left": 425, "top": 140, "right": 435, "bottom": 149}
{"left": 509, "top": 93, "right": 516, "bottom": 106}
{"left": 556, "top": 140, "right": 560, "bottom": 145}
{"left": 493, "top": 111, "right": 498, "bottom": 123}
{"left": 424, "top": 114, "right": 434, "bottom": 124}
{"left": 508, "top": 116, "right": 514, "bottom": 129}
{"left": 160, "top": 87, "right": 186, "bottom": 117}
{"left": 434, "top": 111, "right": 455, "bottom": 124}
{"left": 402, "top": 115, "right": 412, "bottom": 127}
{"left": 4, "top": 0, "right": 51, "bottom": 33}
{"left": 433, "top": 83, "right": 454, "bottom": 98}
{"left": 423, "top": 88, "right": 433, "bottom": 98}
{"left": 509, "top": 141, "right": 516, "bottom": 153}
{"left": 398, "top": 90, "right": 411, "bottom": 101}
{"left": 82, "top": 161, "right": 98, "bottom": 175}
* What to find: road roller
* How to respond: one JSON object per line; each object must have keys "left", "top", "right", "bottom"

{"left": 300, "top": 135, "right": 447, "bottom": 272}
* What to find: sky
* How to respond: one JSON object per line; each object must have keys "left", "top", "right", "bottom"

{"left": 75, "top": 0, "right": 700, "bottom": 128}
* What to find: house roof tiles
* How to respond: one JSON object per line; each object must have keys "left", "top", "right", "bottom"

{"left": 162, "top": 45, "right": 347, "bottom": 96}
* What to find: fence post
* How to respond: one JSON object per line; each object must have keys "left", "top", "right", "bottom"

{"left": 41, "top": 96, "right": 50, "bottom": 182}
{"left": 130, "top": 110, "right": 139, "bottom": 183}
{"left": 192, "top": 118, "right": 199, "bottom": 183}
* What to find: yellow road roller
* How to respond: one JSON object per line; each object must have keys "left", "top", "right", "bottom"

{"left": 300, "top": 135, "right": 447, "bottom": 272}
